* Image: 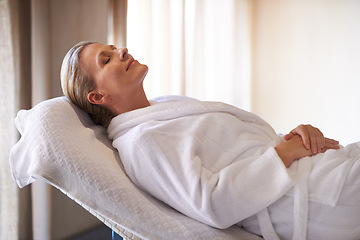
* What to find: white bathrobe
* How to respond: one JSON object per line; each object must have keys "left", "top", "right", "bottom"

{"left": 108, "top": 95, "right": 360, "bottom": 240}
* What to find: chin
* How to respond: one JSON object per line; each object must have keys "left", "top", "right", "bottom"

{"left": 141, "top": 64, "right": 149, "bottom": 76}
{"left": 142, "top": 63, "right": 148, "bottom": 70}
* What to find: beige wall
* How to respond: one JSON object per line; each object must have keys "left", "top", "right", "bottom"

{"left": 50, "top": 1, "right": 109, "bottom": 237}
{"left": 50, "top": 0, "right": 109, "bottom": 98}
{"left": 32, "top": 0, "right": 109, "bottom": 239}
{"left": 251, "top": 0, "right": 360, "bottom": 145}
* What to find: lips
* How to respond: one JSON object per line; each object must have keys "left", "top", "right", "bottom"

{"left": 126, "top": 57, "right": 135, "bottom": 71}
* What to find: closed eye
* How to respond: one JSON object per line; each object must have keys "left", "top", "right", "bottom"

{"left": 105, "top": 57, "right": 111, "bottom": 64}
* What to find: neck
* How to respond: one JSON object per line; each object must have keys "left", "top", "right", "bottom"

{"left": 109, "top": 89, "right": 150, "bottom": 116}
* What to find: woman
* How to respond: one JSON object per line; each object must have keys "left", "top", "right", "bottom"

{"left": 61, "top": 41, "right": 360, "bottom": 240}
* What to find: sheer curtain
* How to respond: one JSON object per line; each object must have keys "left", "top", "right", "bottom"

{"left": 127, "top": 0, "right": 252, "bottom": 110}
{"left": 0, "top": 0, "right": 32, "bottom": 239}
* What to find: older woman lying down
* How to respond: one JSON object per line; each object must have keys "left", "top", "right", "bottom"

{"left": 60, "top": 41, "right": 360, "bottom": 240}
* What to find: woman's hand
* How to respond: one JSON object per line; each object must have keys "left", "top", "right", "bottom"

{"left": 283, "top": 124, "right": 339, "bottom": 154}
{"left": 277, "top": 124, "right": 340, "bottom": 168}
{"left": 276, "top": 135, "right": 313, "bottom": 167}
{"left": 275, "top": 135, "right": 339, "bottom": 168}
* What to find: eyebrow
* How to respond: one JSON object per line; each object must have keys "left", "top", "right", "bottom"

{"left": 96, "top": 51, "right": 105, "bottom": 67}
{"left": 96, "top": 45, "right": 116, "bottom": 67}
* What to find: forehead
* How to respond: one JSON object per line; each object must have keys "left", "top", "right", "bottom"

{"left": 79, "top": 43, "right": 110, "bottom": 74}
{"left": 79, "top": 43, "right": 104, "bottom": 69}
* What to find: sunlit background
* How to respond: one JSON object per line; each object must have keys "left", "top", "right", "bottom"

{"left": 1, "top": 0, "right": 359, "bottom": 239}
{"left": 127, "top": 0, "right": 360, "bottom": 146}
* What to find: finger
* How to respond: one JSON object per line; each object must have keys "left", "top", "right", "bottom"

{"left": 325, "top": 137, "right": 339, "bottom": 144}
{"left": 291, "top": 125, "right": 311, "bottom": 150}
{"left": 324, "top": 138, "right": 340, "bottom": 149}
{"left": 320, "top": 147, "right": 331, "bottom": 153}
{"left": 284, "top": 132, "right": 295, "bottom": 141}
{"left": 318, "top": 139, "right": 340, "bottom": 153}
{"left": 298, "top": 126, "right": 311, "bottom": 150}
{"left": 306, "top": 126, "right": 324, "bottom": 153}
{"left": 315, "top": 128, "right": 325, "bottom": 153}
{"left": 309, "top": 132, "right": 319, "bottom": 154}
{"left": 320, "top": 145, "right": 339, "bottom": 153}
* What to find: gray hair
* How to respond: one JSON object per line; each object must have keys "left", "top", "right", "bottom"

{"left": 60, "top": 41, "right": 114, "bottom": 127}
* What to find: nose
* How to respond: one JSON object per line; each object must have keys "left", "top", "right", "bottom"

{"left": 118, "top": 48, "right": 128, "bottom": 61}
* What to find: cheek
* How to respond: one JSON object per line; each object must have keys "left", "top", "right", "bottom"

{"left": 95, "top": 71, "right": 122, "bottom": 93}
{"left": 101, "top": 64, "right": 148, "bottom": 93}
{"left": 108, "top": 66, "right": 125, "bottom": 79}
{"left": 133, "top": 64, "right": 148, "bottom": 81}
{"left": 105, "top": 67, "right": 127, "bottom": 85}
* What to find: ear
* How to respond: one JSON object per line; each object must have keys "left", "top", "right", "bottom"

{"left": 87, "top": 91, "right": 107, "bottom": 105}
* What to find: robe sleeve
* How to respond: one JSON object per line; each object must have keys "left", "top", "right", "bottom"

{"left": 117, "top": 128, "right": 294, "bottom": 229}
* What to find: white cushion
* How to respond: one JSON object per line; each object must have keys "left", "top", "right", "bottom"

{"left": 9, "top": 97, "right": 262, "bottom": 240}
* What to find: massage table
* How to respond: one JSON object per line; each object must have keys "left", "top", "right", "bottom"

{"left": 9, "top": 96, "right": 262, "bottom": 240}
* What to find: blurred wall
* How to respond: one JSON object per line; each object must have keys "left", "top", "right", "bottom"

{"left": 252, "top": 0, "right": 360, "bottom": 145}
{"left": 50, "top": 1, "right": 109, "bottom": 237}
{"left": 50, "top": 0, "right": 108, "bottom": 98}
{"left": 32, "top": 0, "right": 109, "bottom": 239}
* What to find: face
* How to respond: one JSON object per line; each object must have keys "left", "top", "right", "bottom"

{"left": 79, "top": 43, "right": 148, "bottom": 106}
